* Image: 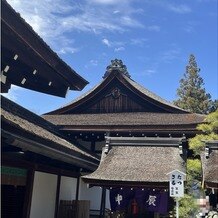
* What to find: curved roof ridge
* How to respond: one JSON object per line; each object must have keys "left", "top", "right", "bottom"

{"left": 124, "top": 75, "right": 189, "bottom": 113}
{"left": 45, "top": 66, "right": 191, "bottom": 114}
{"left": 46, "top": 79, "right": 105, "bottom": 114}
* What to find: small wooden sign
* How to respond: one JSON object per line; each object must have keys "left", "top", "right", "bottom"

{"left": 167, "top": 169, "right": 186, "bottom": 197}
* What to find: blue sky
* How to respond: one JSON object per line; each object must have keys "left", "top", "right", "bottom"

{"left": 4, "top": 0, "right": 218, "bottom": 115}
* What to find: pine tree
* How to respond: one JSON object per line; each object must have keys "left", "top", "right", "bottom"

{"left": 189, "top": 109, "right": 218, "bottom": 156}
{"left": 210, "top": 99, "right": 218, "bottom": 113}
{"left": 174, "top": 54, "right": 212, "bottom": 114}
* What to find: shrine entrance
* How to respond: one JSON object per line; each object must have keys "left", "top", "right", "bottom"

{"left": 82, "top": 136, "right": 187, "bottom": 218}
{"left": 103, "top": 186, "right": 174, "bottom": 218}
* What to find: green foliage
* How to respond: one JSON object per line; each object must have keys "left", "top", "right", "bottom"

{"left": 189, "top": 133, "right": 218, "bottom": 156}
{"left": 179, "top": 194, "right": 198, "bottom": 218}
{"left": 189, "top": 110, "right": 218, "bottom": 155}
{"left": 174, "top": 54, "right": 212, "bottom": 114}
{"left": 198, "top": 109, "right": 218, "bottom": 132}
{"left": 210, "top": 99, "right": 218, "bottom": 113}
{"left": 187, "top": 159, "right": 201, "bottom": 180}
{"left": 186, "top": 159, "right": 201, "bottom": 193}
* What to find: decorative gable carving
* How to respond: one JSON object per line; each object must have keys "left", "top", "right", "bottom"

{"left": 81, "top": 86, "right": 146, "bottom": 113}
{"left": 107, "top": 88, "right": 121, "bottom": 99}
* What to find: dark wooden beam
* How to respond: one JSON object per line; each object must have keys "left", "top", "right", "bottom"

{"left": 2, "top": 153, "right": 80, "bottom": 178}
{"left": 83, "top": 180, "right": 169, "bottom": 188}
{"left": 1, "top": 46, "right": 68, "bottom": 96}
{"left": 60, "top": 126, "right": 200, "bottom": 137}
{"left": 2, "top": 0, "right": 88, "bottom": 90}
{"left": 91, "top": 140, "right": 96, "bottom": 152}
{"left": 2, "top": 123, "right": 99, "bottom": 170}
{"left": 22, "top": 169, "right": 35, "bottom": 218}
{"left": 1, "top": 23, "right": 69, "bottom": 97}
{"left": 205, "top": 182, "right": 218, "bottom": 189}
{"left": 99, "top": 187, "right": 106, "bottom": 218}
{"left": 76, "top": 177, "right": 80, "bottom": 201}
{"left": 1, "top": 80, "right": 11, "bottom": 93}
{"left": 54, "top": 174, "right": 61, "bottom": 218}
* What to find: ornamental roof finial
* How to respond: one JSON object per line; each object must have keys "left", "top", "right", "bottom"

{"left": 103, "top": 59, "right": 131, "bottom": 79}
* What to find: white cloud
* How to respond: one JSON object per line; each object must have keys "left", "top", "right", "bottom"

{"left": 58, "top": 47, "right": 79, "bottom": 54}
{"left": 168, "top": 4, "right": 192, "bottom": 14}
{"left": 102, "top": 38, "right": 111, "bottom": 47}
{"left": 130, "top": 38, "right": 148, "bottom": 46}
{"left": 161, "top": 48, "right": 181, "bottom": 63}
{"left": 102, "top": 39, "right": 126, "bottom": 49}
{"left": 84, "top": 59, "right": 99, "bottom": 68}
{"left": 6, "top": 0, "right": 147, "bottom": 58}
{"left": 7, "top": 0, "right": 144, "bottom": 38}
{"left": 90, "top": 60, "right": 98, "bottom": 66}
{"left": 143, "top": 69, "right": 156, "bottom": 76}
{"left": 183, "top": 25, "right": 194, "bottom": 33}
{"left": 120, "top": 16, "right": 144, "bottom": 28}
{"left": 7, "top": 0, "right": 85, "bottom": 54}
{"left": 90, "top": 0, "right": 120, "bottom": 4}
{"left": 114, "top": 47, "right": 125, "bottom": 52}
{"left": 60, "top": 13, "right": 124, "bottom": 33}
{"left": 182, "top": 21, "right": 197, "bottom": 33}
{"left": 113, "top": 10, "right": 120, "bottom": 14}
{"left": 90, "top": 0, "right": 130, "bottom": 5}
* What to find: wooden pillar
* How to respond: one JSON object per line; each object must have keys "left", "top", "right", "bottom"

{"left": 54, "top": 174, "right": 61, "bottom": 218}
{"left": 22, "top": 169, "right": 35, "bottom": 218}
{"left": 76, "top": 177, "right": 80, "bottom": 201}
{"left": 75, "top": 177, "right": 80, "bottom": 218}
{"left": 99, "top": 187, "right": 106, "bottom": 218}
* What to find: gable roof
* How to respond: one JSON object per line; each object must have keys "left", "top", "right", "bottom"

{"left": 1, "top": 96, "right": 99, "bottom": 170}
{"left": 82, "top": 137, "right": 187, "bottom": 187}
{"left": 42, "top": 112, "right": 205, "bottom": 134}
{"left": 45, "top": 60, "right": 189, "bottom": 114}
{"left": 1, "top": 0, "right": 88, "bottom": 97}
{"left": 201, "top": 141, "right": 218, "bottom": 187}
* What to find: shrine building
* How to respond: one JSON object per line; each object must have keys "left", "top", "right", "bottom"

{"left": 1, "top": 1, "right": 98, "bottom": 217}
{"left": 43, "top": 59, "right": 206, "bottom": 217}
{"left": 1, "top": 0, "right": 210, "bottom": 217}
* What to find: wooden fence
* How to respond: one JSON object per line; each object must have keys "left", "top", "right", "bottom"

{"left": 58, "top": 200, "right": 90, "bottom": 218}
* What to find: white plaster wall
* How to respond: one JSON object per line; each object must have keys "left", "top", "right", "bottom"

{"left": 59, "top": 176, "right": 77, "bottom": 201}
{"left": 30, "top": 171, "right": 57, "bottom": 218}
{"left": 79, "top": 178, "right": 110, "bottom": 210}
{"left": 105, "top": 189, "right": 110, "bottom": 209}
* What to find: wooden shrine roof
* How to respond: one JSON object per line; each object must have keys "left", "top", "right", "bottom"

{"left": 1, "top": 96, "right": 99, "bottom": 170}
{"left": 201, "top": 141, "right": 218, "bottom": 187}
{"left": 43, "top": 59, "right": 205, "bottom": 134}
{"left": 1, "top": 0, "right": 88, "bottom": 96}
{"left": 82, "top": 137, "right": 187, "bottom": 186}
{"left": 45, "top": 59, "right": 189, "bottom": 115}
{"left": 43, "top": 112, "right": 205, "bottom": 133}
